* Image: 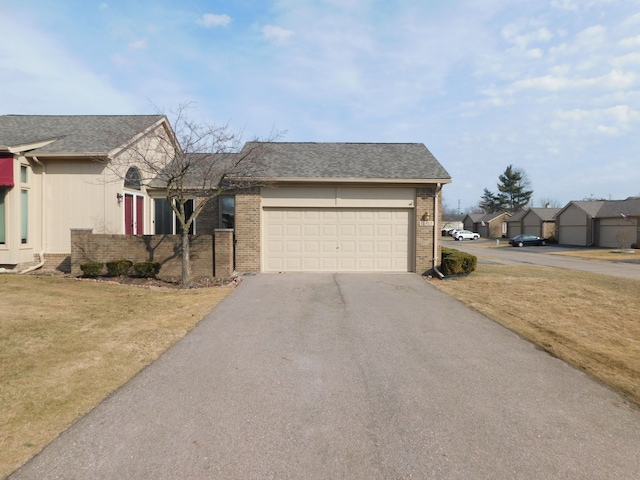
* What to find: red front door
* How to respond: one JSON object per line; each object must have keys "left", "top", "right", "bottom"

{"left": 124, "top": 194, "right": 144, "bottom": 234}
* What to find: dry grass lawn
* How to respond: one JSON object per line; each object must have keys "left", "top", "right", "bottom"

{"left": 431, "top": 264, "right": 640, "bottom": 408}
{"left": 549, "top": 248, "right": 639, "bottom": 262}
{"left": 0, "top": 275, "right": 232, "bottom": 479}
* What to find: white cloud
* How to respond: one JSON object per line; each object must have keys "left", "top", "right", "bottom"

{"left": 513, "top": 69, "right": 637, "bottom": 91}
{"left": 611, "top": 52, "right": 640, "bottom": 67}
{"left": 262, "top": 25, "right": 294, "bottom": 45}
{"left": 129, "top": 39, "right": 147, "bottom": 50}
{"left": 198, "top": 13, "right": 231, "bottom": 28}
{"left": 619, "top": 35, "right": 640, "bottom": 48}
{"left": 99, "top": 3, "right": 108, "bottom": 10}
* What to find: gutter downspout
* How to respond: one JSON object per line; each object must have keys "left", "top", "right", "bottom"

{"left": 21, "top": 156, "right": 45, "bottom": 274}
{"left": 432, "top": 183, "right": 445, "bottom": 279}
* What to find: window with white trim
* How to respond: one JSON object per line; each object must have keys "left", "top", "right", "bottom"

{"left": 154, "top": 198, "right": 195, "bottom": 234}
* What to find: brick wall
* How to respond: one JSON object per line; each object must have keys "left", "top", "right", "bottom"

{"left": 70, "top": 229, "right": 226, "bottom": 281}
{"left": 415, "top": 187, "right": 441, "bottom": 275}
{"left": 234, "top": 187, "right": 261, "bottom": 272}
{"left": 214, "top": 229, "right": 234, "bottom": 277}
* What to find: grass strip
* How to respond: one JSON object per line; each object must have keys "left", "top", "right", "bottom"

{"left": 0, "top": 275, "right": 231, "bottom": 478}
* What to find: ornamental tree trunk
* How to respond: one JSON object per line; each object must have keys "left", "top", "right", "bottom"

{"left": 181, "top": 228, "right": 191, "bottom": 287}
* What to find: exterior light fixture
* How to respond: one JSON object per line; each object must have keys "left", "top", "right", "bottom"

{"left": 117, "top": 193, "right": 124, "bottom": 204}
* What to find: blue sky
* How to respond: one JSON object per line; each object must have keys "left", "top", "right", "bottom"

{"left": 2, "top": 0, "right": 640, "bottom": 211}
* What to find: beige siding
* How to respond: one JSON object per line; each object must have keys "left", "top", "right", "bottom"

{"left": 261, "top": 186, "right": 415, "bottom": 208}
{"left": 44, "top": 160, "right": 125, "bottom": 253}
{"left": 557, "top": 205, "right": 590, "bottom": 245}
{"left": 598, "top": 218, "right": 638, "bottom": 248}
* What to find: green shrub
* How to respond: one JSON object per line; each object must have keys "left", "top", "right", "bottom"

{"left": 80, "top": 262, "right": 103, "bottom": 278}
{"left": 440, "top": 248, "right": 477, "bottom": 276}
{"left": 105, "top": 259, "right": 133, "bottom": 276}
{"left": 133, "top": 262, "right": 161, "bottom": 278}
{"left": 631, "top": 243, "right": 640, "bottom": 249}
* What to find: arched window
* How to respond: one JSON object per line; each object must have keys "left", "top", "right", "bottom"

{"left": 124, "top": 167, "right": 142, "bottom": 190}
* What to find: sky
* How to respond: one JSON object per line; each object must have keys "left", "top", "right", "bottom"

{"left": 1, "top": 0, "right": 640, "bottom": 212}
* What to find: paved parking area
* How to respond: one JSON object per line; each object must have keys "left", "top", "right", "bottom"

{"left": 10, "top": 274, "right": 640, "bottom": 479}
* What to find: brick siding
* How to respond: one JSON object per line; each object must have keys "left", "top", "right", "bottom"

{"left": 234, "top": 187, "right": 261, "bottom": 272}
{"left": 70, "top": 229, "right": 227, "bottom": 281}
{"left": 415, "top": 187, "right": 441, "bottom": 275}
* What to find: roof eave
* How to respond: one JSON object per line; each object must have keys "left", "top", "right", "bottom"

{"left": 247, "top": 177, "right": 452, "bottom": 185}
{"left": 1, "top": 139, "right": 59, "bottom": 154}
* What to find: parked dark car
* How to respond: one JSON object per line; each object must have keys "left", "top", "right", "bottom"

{"left": 509, "top": 234, "right": 547, "bottom": 247}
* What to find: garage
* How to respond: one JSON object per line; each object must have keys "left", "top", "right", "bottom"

{"left": 264, "top": 208, "right": 411, "bottom": 272}
{"left": 261, "top": 186, "right": 414, "bottom": 272}
{"left": 599, "top": 222, "right": 637, "bottom": 248}
{"left": 558, "top": 226, "right": 587, "bottom": 246}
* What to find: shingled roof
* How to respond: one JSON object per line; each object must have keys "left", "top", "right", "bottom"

{"left": 595, "top": 197, "right": 640, "bottom": 218}
{"left": 240, "top": 142, "right": 451, "bottom": 182}
{"left": 0, "top": 115, "right": 166, "bottom": 156}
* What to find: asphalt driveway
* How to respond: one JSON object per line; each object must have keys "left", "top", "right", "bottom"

{"left": 10, "top": 274, "right": 640, "bottom": 479}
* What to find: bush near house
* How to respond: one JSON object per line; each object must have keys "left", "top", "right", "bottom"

{"left": 133, "top": 262, "right": 161, "bottom": 278}
{"left": 441, "top": 247, "right": 477, "bottom": 276}
{"left": 80, "top": 262, "right": 104, "bottom": 278}
{"left": 631, "top": 243, "right": 640, "bottom": 249}
{"left": 105, "top": 260, "right": 133, "bottom": 276}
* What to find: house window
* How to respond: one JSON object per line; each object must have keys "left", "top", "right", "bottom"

{"left": 20, "top": 165, "right": 28, "bottom": 183}
{"left": 220, "top": 195, "right": 235, "bottom": 229}
{"left": 154, "top": 198, "right": 195, "bottom": 234}
{"left": 21, "top": 189, "right": 28, "bottom": 244}
{"left": 0, "top": 188, "right": 6, "bottom": 244}
{"left": 124, "top": 167, "right": 142, "bottom": 190}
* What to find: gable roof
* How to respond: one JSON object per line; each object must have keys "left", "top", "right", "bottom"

{"left": 506, "top": 210, "right": 527, "bottom": 222}
{"left": 0, "top": 115, "right": 167, "bottom": 157}
{"left": 240, "top": 142, "right": 451, "bottom": 182}
{"left": 556, "top": 200, "right": 606, "bottom": 219}
{"left": 595, "top": 197, "right": 640, "bottom": 218}
{"left": 524, "top": 207, "right": 562, "bottom": 221}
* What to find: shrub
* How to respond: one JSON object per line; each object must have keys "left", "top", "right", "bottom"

{"left": 133, "top": 261, "right": 161, "bottom": 278}
{"left": 80, "top": 262, "right": 103, "bottom": 278}
{"left": 440, "top": 248, "right": 477, "bottom": 276}
{"left": 631, "top": 243, "right": 640, "bottom": 249}
{"left": 546, "top": 235, "right": 558, "bottom": 244}
{"left": 105, "top": 259, "right": 133, "bottom": 276}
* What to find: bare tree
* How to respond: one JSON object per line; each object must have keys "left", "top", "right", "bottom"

{"left": 537, "top": 197, "right": 562, "bottom": 208}
{"left": 615, "top": 229, "right": 632, "bottom": 251}
{"left": 110, "top": 105, "right": 282, "bottom": 287}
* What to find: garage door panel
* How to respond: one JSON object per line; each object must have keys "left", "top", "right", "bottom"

{"left": 264, "top": 207, "right": 411, "bottom": 272}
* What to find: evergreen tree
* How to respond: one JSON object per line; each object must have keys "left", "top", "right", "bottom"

{"left": 497, "top": 165, "right": 533, "bottom": 212}
{"left": 479, "top": 165, "right": 533, "bottom": 213}
{"left": 479, "top": 188, "right": 503, "bottom": 213}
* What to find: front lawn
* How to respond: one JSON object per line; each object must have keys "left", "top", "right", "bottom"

{"left": 0, "top": 275, "right": 231, "bottom": 478}
{"left": 432, "top": 264, "right": 640, "bottom": 408}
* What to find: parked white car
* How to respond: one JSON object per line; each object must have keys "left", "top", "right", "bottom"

{"left": 448, "top": 229, "right": 461, "bottom": 237}
{"left": 453, "top": 230, "right": 480, "bottom": 241}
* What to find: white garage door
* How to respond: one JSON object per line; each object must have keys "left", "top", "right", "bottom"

{"left": 264, "top": 208, "right": 411, "bottom": 272}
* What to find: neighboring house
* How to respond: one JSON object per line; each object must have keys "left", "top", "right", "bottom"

{"left": 464, "top": 211, "right": 511, "bottom": 238}
{"left": 462, "top": 213, "right": 483, "bottom": 232}
{"left": 226, "top": 142, "right": 451, "bottom": 274}
{"left": 441, "top": 214, "right": 464, "bottom": 234}
{"left": 593, "top": 198, "right": 640, "bottom": 248}
{"left": 505, "top": 210, "right": 526, "bottom": 239}
{"left": 1, "top": 117, "right": 452, "bottom": 275}
{"left": 521, "top": 207, "right": 561, "bottom": 239}
{"left": 554, "top": 201, "right": 606, "bottom": 246}
{"left": 0, "top": 114, "right": 177, "bottom": 270}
